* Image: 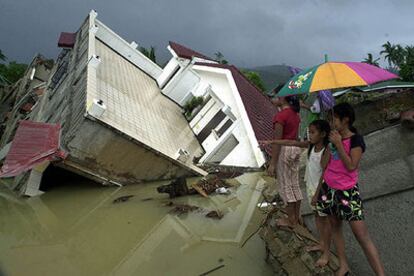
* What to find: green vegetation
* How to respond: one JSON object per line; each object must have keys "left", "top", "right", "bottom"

{"left": 362, "top": 53, "right": 380, "bottom": 67}
{"left": 241, "top": 70, "right": 266, "bottom": 93}
{"left": 362, "top": 41, "right": 414, "bottom": 81}
{"left": 183, "top": 96, "right": 204, "bottom": 118}
{"left": 0, "top": 50, "right": 27, "bottom": 84}
{"left": 214, "top": 51, "right": 228, "bottom": 64}
{"left": 139, "top": 46, "right": 157, "bottom": 64}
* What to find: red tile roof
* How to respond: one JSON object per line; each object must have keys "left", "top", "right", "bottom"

{"left": 58, "top": 32, "right": 76, "bottom": 48}
{"left": 195, "top": 62, "right": 277, "bottom": 156}
{"left": 169, "top": 41, "right": 213, "bottom": 61}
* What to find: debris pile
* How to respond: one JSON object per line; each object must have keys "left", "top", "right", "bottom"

{"left": 156, "top": 177, "right": 197, "bottom": 198}
{"left": 157, "top": 175, "right": 233, "bottom": 199}
{"left": 258, "top": 196, "right": 340, "bottom": 275}
{"left": 191, "top": 175, "right": 232, "bottom": 198}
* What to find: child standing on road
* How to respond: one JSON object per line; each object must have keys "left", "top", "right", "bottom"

{"left": 260, "top": 119, "right": 332, "bottom": 267}
{"left": 315, "top": 103, "right": 385, "bottom": 276}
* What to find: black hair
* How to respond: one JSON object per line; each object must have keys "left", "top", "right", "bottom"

{"left": 307, "top": 119, "right": 331, "bottom": 158}
{"left": 285, "top": 95, "right": 300, "bottom": 113}
{"left": 333, "top": 102, "right": 357, "bottom": 133}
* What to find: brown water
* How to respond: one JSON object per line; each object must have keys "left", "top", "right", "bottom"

{"left": 0, "top": 173, "right": 274, "bottom": 276}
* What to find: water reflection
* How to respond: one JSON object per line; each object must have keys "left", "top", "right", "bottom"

{"left": 0, "top": 173, "right": 273, "bottom": 276}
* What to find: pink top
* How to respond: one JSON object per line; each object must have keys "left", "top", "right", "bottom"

{"left": 323, "top": 135, "right": 365, "bottom": 190}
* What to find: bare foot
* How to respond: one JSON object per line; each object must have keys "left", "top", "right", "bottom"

{"left": 335, "top": 265, "right": 350, "bottom": 276}
{"left": 305, "top": 244, "right": 322, "bottom": 252}
{"left": 276, "top": 218, "right": 294, "bottom": 228}
{"left": 315, "top": 252, "right": 330, "bottom": 267}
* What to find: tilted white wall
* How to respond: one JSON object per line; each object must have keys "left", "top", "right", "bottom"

{"left": 193, "top": 68, "right": 259, "bottom": 168}
{"left": 156, "top": 58, "right": 180, "bottom": 87}
{"left": 162, "top": 65, "right": 201, "bottom": 106}
{"left": 92, "top": 16, "right": 162, "bottom": 80}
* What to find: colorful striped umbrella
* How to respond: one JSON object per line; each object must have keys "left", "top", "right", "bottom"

{"left": 278, "top": 62, "right": 399, "bottom": 97}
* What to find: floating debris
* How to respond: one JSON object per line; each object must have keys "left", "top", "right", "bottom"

{"left": 168, "top": 203, "right": 200, "bottom": 216}
{"left": 141, "top": 197, "right": 154, "bottom": 201}
{"left": 112, "top": 195, "right": 134, "bottom": 203}
{"left": 215, "top": 187, "right": 231, "bottom": 195}
{"left": 157, "top": 177, "right": 197, "bottom": 198}
{"left": 192, "top": 175, "right": 232, "bottom": 197}
{"left": 199, "top": 264, "right": 225, "bottom": 276}
{"left": 164, "top": 202, "right": 224, "bottom": 219}
{"left": 205, "top": 210, "right": 224, "bottom": 220}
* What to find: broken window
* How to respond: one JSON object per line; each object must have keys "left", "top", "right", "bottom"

{"left": 49, "top": 49, "right": 71, "bottom": 91}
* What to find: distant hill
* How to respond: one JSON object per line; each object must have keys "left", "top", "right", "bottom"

{"left": 245, "top": 65, "right": 299, "bottom": 92}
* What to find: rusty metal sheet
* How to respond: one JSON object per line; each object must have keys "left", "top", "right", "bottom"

{"left": 0, "top": 121, "right": 66, "bottom": 177}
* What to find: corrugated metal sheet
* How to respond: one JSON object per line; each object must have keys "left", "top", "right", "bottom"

{"left": 0, "top": 121, "right": 67, "bottom": 177}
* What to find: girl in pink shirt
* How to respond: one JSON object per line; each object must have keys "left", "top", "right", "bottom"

{"left": 315, "top": 103, "right": 385, "bottom": 276}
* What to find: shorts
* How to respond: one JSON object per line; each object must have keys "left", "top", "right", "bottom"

{"left": 306, "top": 183, "right": 327, "bottom": 217}
{"left": 316, "top": 182, "right": 364, "bottom": 221}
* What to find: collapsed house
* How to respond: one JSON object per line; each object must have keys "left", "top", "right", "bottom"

{"left": 0, "top": 10, "right": 276, "bottom": 195}
{"left": 158, "top": 41, "right": 275, "bottom": 167}
{"left": 0, "top": 54, "right": 53, "bottom": 148}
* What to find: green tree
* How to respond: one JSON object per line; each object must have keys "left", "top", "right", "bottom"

{"left": 380, "top": 41, "right": 397, "bottom": 69}
{"left": 0, "top": 62, "right": 27, "bottom": 84}
{"left": 393, "top": 44, "right": 406, "bottom": 68}
{"left": 0, "top": 49, "right": 6, "bottom": 62}
{"left": 242, "top": 70, "right": 266, "bottom": 92}
{"left": 399, "top": 45, "right": 414, "bottom": 81}
{"left": 362, "top": 53, "right": 380, "bottom": 67}
{"left": 214, "top": 51, "right": 228, "bottom": 64}
{"left": 139, "top": 46, "right": 157, "bottom": 63}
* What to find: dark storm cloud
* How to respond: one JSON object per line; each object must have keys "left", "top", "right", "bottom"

{"left": 0, "top": 0, "right": 412, "bottom": 68}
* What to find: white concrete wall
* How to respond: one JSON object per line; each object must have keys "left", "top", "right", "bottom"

{"left": 192, "top": 69, "right": 241, "bottom": 119}
{"left": 193, "top": 68, "right": 259, "bottom": 167}
{"left": 92, "top": 15, "right": 162, "bottom": 80}
{"left": 162, "top": 66, "right": 201, "bottom": 106}
{"left": 220, "top": 124, "right": 258, "bottom": 167}
{"left": 190, "top": 99, "right": 222, "bottom": 135}
{"left": 156, "top": 58, "right": 180, "bottom": 87}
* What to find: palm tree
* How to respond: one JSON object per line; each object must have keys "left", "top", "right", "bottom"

{"left": 139, "top": 46, "right": 156, "bottom": 63}
{"left": 405, "top": 46, "right": 414, "bottom": 62}
{"left": 362, "top": 53, "right": 380, "bottom": 67}
{"left": 0, "top": 49, "right": 6, "bottom": 62}
{"left": 393, "top": 44, "right": 406, "bottom": 68}
{"left": 380, "top": 41, "right": 396, "bottom": 68}
{"left": 214, "top": 51, "right": 228, "bottom": 64}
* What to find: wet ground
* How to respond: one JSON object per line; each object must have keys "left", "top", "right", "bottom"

{"left": 0, "top": 172, "right": 274, "bottom": 276}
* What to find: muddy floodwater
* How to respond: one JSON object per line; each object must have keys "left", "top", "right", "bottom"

{"left": 0, "top": 172, "right": 274, "bottom": 276}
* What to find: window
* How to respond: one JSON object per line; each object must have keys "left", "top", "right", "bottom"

{"left": 206, "top": 134, "right": 239, "bottom": 163}
{"left": 216, "top": 119, "right": 233, "bottom": 138}
{"left": 196, "top": 110, "right": 226, "bottom": 143}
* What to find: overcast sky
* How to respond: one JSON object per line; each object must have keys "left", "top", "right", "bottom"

{"left": 1, "top": 0, "right": 413, "bottom": 68}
